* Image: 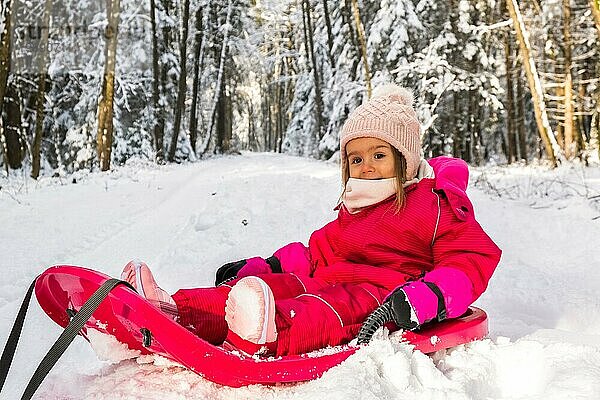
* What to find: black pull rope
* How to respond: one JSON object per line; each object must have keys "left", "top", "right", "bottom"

{"left": 0, "top": 277, "right": 134, "bottom": 400}
{"left": 0, "top": 278, "right": 38, "bottom": 392}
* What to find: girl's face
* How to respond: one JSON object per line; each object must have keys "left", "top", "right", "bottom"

{"left": 346, "top": 137, "right": 396, "bottom": 179}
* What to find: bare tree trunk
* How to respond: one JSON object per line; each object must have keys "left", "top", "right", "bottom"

{"left": 31, "top": 0, "right": 53, "bottom": 179}
{"left": 158, "top": 0, "right": 172, "bottom": 159}
{"left": 576, "top": 83, "right": 589, "bottom": 143}
{"left": 215, "top": 81, "right": 232, "bottom": 152}
{"left": 555, "top": 71, "right": 565, "bottom": 149}
{"left": 188, "top": 6, "right": 203, "bottom": 155}
{"left": 97, "top": 0, "right": 121, "bottom": 171}
{"left": 0, "top": 119, "right": 6, "bottom": 174}
{"left": 592, "top": 102, "right": 600, "bottom": 160}
{"left": 341, "top": 0, "right": 359, "bottom": 80}
{"left": 149, "top": 0, "right": 164, "bottom": 162}
{"left": 301, "top": 0, "right": 310, "bottom": 61}
{"left": 589, "top": 0, "right": 600, "bottom": 39}
{"left": 272, "top": 41, "right": 282, "bottom": 152}
{"left": 504, "top": 31, "right": 516, "bottom": 163}
{"left": 516, "top": 69, "right": 528, "bottom": 162}
{"left": 575, "top": 86, "right": 587, "bottom": 163}
{"left": 2, "top": 86, "right": 23, "bottom": 169}
{"left": 506, "top": 0, "right": 561, "bottom": 166}
{"left": 562, "top": 0, "right": 576, "bottom": 159}
{"left": 476, "top": 96, "right": 487, "bottom": 164}
{"left": 0, "top": 0, "right": 11, "bottom": 117}
{"left": 452, "top": 94, "right": 461, "bottom": 157}
{"left": 264, "top": 85, "right": 272, "bottom": 150}
{"left": 351, "top": 0, "right": 371, "bottom": 98}
{"left": 247, "top": 99, "right": 255, "bottom": 150}
{"left": 322, "top": 0, "right": 335, "bottom": 67}
{"left": 303, "top": 0, "right": 324, "bottom": 142}
{"left": 167, "top": 0, "right": 190, "bottom": 162}
{"left": 0, "top": 0, "right": 13, "bottom": 174}
{"left": 280, "top": 40, "right": 295, "bottom": 152}
{"left": 200, "top": 0, "right": 232, "bottom": 155}
{"left": 466, "top": 90, "right": 475, "bottom": 163}
{"left": 276, "top": 57, "right": 285, "bottom": 152}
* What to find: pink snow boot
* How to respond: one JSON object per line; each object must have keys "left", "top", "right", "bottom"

{"left": 224, "top": 276, "right": 278, "bottom": 356}
{"left": 121, "top": 260, "right": 179, "bottom": 320}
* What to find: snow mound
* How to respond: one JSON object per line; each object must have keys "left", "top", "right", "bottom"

{"left": 87, "top": 329, "right": 141, "bottom": 363}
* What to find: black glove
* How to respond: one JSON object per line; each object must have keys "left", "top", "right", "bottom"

{"left": 356, "top": 287, "right": 419, "bottom": 344}
{"left": 214, "top": 256, "right": 281, "bottom": 286}
{"left": 215, "top": 259, "right": 247, "bottom": 286}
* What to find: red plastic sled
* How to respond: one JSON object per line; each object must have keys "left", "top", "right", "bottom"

{"left": 35, "top": 265, "right": 488, "bottom": 387}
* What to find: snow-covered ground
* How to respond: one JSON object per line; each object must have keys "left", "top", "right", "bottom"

{"left": 1, "top": 153, "right": 600, "bottom": 399}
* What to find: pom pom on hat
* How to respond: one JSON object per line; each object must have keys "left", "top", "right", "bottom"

{"left": 371, "top": 84, "right": 414, "bottom": 106}
{"left": 340, "top": 84, "right": 422, "bottom": 180}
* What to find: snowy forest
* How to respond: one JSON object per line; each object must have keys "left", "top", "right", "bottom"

{"left": 0, "top": 0, "right": 599, "bottom": 177}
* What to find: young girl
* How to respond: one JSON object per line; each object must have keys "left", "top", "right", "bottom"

{"left": 121, "top": 85, "right": 502, "bottom": 357}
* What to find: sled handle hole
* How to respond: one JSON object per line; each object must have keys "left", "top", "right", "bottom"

{"left": 66, "top": 308, "right": 77, "bottom": 320}
{"left": 140, "top": 328, "right": 152, "bottom": 347}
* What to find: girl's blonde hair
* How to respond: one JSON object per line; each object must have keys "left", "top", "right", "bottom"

{"left": 341, "top": 147, "right": 408, "bottom": 211}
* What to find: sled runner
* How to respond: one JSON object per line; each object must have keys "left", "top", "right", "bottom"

{"left": 25, "top": 265, "right": 489, "bottom": 387}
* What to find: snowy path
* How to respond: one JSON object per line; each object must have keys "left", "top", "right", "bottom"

{"left": 1, "top": 154, "right": 599, "bottom": 399}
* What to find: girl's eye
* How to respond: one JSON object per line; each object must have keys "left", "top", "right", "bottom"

{"left": 351, "top": 157, "right": 362, "bottom": 164}
{"left": 374, "top": 153, "right": 386, "bottom": 159}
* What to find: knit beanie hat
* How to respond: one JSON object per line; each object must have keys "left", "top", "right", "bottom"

{"left": 340, "top": 84, "right": 422, "bottom": 180}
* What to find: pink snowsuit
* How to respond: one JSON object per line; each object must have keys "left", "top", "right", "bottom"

{"left": 172, "top": 157, "right": 502, "bottom": 356}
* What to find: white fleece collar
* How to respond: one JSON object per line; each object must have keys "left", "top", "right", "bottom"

{"left": 343, "top": 177, "right": 397, "bottom": 212}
